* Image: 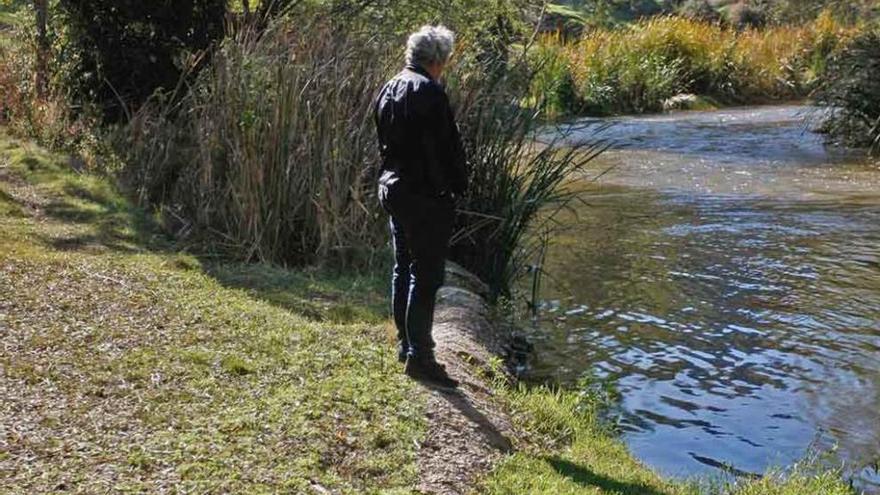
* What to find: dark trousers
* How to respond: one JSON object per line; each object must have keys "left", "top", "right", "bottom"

{"left": 380, "top": 182, "right": 454, "bottom": 358}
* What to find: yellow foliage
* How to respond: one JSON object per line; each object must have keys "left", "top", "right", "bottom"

{"left": 531, "top": 14, "right": 865, "bottom": 115}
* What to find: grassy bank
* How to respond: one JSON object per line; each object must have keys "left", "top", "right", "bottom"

{"left": 0, "top": 131, "right": 422, "bottom": 492}
{"left": 1, "top": 131, "right": 858, "bottom": 493}
{"left": 532, "top": 13, "right": 861, "bottom": 117}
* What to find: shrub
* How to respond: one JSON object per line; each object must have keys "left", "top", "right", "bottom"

{"left": 0, "top": 33, "right": 28, "bottom": 124}
{"left": 816, "top": 26, "right": 880, "bottom": 154}
{"left": 0, "top": 17, "right": 98, "bottom": 155}
{"left": 528, "top": 36, "right": 580, "bottom": 118}
{"left": 566, "top": 17, "right": 731, "bottom": 114}
{"left": 115, "top": 15, "right": 606, "bottom": 299}
{"left": 446, "top": 51, "right": 606, "bottom": 299}
{"left": 535, "top": 14, "right": 859, "bottom": 116}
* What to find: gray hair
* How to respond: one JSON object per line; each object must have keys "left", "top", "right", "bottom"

{"left": 405, "top": 25, "right": 455, "bottom": 68}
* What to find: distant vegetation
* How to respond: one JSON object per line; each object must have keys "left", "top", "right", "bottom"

{"left": 546, "top": 0, "right": 878, "bottom": 29}
{"left": 536, "top": 0, "right": 880, "bottom": 156}
{"left": 531, "top": 11, "right": 860, "bottom": 116}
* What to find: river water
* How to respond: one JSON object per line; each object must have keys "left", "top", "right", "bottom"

{"left": 529, "top": 105, "right": 880, "bottom": 492}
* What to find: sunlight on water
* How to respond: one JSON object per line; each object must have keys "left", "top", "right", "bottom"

{"left": 530, "top": 106, "right": 880, "bottom": 493}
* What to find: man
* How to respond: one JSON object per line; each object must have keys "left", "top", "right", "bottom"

{"left": 374, "top": 25, "right": 468, "bottom": 388}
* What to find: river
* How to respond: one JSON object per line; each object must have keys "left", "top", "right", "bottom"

{"left": 529, "top": 105, "right": 880, "bottom": 492}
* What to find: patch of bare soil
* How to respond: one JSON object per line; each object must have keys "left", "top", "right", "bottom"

{"left": 413, "top": 264, "right": 518, "bottom": 495}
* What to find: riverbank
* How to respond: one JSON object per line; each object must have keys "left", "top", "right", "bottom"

{"left": 1, "top": 132, "right": 862, "bottom": 494}
{"left": 0, "top": 131, "right": 425, "bottom": 492}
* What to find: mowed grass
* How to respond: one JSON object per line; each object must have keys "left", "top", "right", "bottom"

{"left": 0, "top": 132, "right": 422, "bottom": 493}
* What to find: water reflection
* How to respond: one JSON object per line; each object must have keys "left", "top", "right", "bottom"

{"left": 531, "top": 106, "right": 880, "bottom": 492}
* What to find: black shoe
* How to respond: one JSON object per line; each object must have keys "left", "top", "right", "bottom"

{"left": 397, "top": 341, "right": 409, "bottom": 364}
{"left": 404, "top": 355, "right": 458, "bottom": 388}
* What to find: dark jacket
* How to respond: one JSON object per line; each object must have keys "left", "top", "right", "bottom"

{"left": 374, "top": 64, "right": 468, "bottom": 199}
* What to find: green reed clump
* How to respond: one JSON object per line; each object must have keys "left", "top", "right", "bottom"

{"left": 447, "top": 54, "right": 606, "bottom": 300}
{"left": 526, "top": 33, "right": 581, "bottom": 118}
{"left": 815, "top": 26, "right": 880, "bottom": 155}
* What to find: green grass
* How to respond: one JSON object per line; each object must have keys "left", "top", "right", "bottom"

{"left": 0, "top": 131, "right": 421, "bottom": 493}
{"left": 482, "top": 383, "right": 856, "bottom": 495}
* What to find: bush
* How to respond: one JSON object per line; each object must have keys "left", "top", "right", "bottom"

{"left": 566, "top": 17, "right": 731, "bottom": 114}
{"left": 0, "top": 17, "right": 99, "bottom": 155}
{"left": 58, "top": 0, "right": 226, "bottom": 121}
{"left": 768, "top": 0, "right": 880, "bottom": 25}
{"left": 115, "top": 13, "right": 605, "bottom": 296}
{"left": 446, "top": 50, "right": 605, "bottom": 299}
{"left": 527, "top": 36, "right": 580, "bottom": 118}
{"left": 816, "top": 26, "right": 880, "bottom": 154}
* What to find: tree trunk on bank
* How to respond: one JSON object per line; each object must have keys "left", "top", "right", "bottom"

{"left": 33, "top": 0, "right": 49, "bottom": 99}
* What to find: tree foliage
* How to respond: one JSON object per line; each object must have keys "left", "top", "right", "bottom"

{"left": 58, "top": 0, "right": 226, "bottom": 120}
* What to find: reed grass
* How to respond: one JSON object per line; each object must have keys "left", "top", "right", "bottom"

{"left": 118, "top": 20, "right": 391, "bottom": 269}
{"left": 446, "top": 55, "right": 607, "bottom": 299}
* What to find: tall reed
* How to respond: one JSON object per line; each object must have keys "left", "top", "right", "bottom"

{"left": 447, "top": 55, "right": 606, "bottom": 300}
{"left": 120, "top": 20, "right": 390, "bottom": 268}
{"left": 118, "top": 17, "right": 608, "bottom": 298}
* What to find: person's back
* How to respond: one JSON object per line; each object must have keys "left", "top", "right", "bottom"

{"left": 375, "top": 62, "right": 467, "bottom": 200}
{"left": 374, "top": 25, "right": 467, "bottom": 388}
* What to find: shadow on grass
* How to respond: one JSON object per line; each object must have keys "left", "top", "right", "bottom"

{"left": 433, "top": 386, "right": 512, "bottom": 453}
{"left": 1, "top": 140, "right": 391, "bottom": 326}
{"left": 204, "top": 262, "right": 390, "bottom": 324}
{"left": 545, "top": 456, "right": 673, "bottom": 495}
{"left": 37, "top": 181, "right": 171, "bottom": 254}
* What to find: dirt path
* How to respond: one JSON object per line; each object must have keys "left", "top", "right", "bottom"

{"left": 412, "top": 264, "right": 518, "bottom": 495}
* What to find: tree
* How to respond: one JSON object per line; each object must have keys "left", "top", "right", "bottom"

{"left": 33, "top": 0, "right": 48, "bottom": 98}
